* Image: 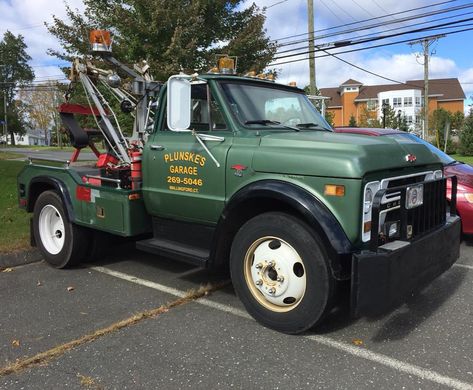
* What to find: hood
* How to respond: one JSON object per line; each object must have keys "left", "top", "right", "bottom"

{"left": 445, "top": 162, "right": 473, "bottom": 188}
{"left": 252, "top": 131, "right": 442, "bottom": 179}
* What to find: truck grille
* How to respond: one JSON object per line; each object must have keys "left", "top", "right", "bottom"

{"left": 369, "top": 176, "right": 456, "bottom": 251}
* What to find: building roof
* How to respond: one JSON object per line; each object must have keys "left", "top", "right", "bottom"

{"left": 340, "top": 78, "right": 363, "bottom": 86}
{"left": 319, "top": 78, "right": 465, "bottom": 108}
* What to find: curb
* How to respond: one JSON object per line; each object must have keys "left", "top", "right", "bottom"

{"left": 0, "top": 248, "right": 43, "bottom": 268}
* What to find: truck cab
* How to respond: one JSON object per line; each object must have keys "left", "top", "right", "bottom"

{"left": 18, "top": 64, "right": 461, "bottom": 334}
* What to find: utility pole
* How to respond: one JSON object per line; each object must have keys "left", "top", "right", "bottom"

{"left": 3, "top": 90, "right": 7, "bottom": 144}
{"left": 409, "top": 34, "right": 444, "bottom": 139}
{"left": 307, "top": 0, "right": 316, "bottom": 95}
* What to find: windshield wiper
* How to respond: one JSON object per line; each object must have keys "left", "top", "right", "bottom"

{"left": 296, "top": 122, "right": 332, "bottom": 131}
{"left": 245, "top": 119, "right": 299, "bottom": 131}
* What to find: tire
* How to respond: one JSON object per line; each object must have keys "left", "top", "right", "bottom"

{"left": 230, "top": 212, "right": 335, "bottom": 334}
{"left": 33, "top": 190, "right": 89, "bottom": 268}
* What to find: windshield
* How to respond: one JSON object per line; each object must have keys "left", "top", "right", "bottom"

{"left": 220, "top": 82, "right": 332, "bottom": 130}
{"left": 388, "top": 133, "right": 456, "bottom": 165}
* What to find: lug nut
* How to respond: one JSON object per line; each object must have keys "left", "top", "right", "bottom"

{"left": 255, "top": 263, "right": 263, "bottom": 270}
{"left": 256, "top": 279, "right": 263, "bottom": 286}
{"left": 268, "top": 287, "right": 276, "bottom": 294}
{"left": 268, "top": 261, "right": 275, "bottom": 267}
{"left": 277, "top": 276, "right": 284, "bottom": 283}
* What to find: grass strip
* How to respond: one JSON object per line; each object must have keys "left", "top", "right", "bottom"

{"left": 0, "top": 281, "right": 228, "bottom": 377}
{"left": 0, "top": 160, "right": 29, "bottom": 253}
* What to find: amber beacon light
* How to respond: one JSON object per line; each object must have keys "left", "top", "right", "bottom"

{"left": 89, "top": 30, "right": 112, "bottom": 53}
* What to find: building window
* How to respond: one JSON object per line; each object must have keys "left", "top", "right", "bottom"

{"left": 393, "top": 97, "right": 402, "bottom": 107}
{"left": 382, "top": 98, "right": 389, "bottom": 107}
{"left": 404, "top": 97, "right": 412, "bottom": 107}
{"left": 406, "top": 116, "right": 413, "bottom": 125}
{"left": 415, "top": 96, "right": 422, "bottom": 106}
{"left": 415, "top": 115, "right": 421, "bottom": 124}
{"left": 367, "top": 99, "right": 378, "bottom": 111}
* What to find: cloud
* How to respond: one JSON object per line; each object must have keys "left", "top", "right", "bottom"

{"left": 0, "top": 0, "right": 85, "bottom": 79}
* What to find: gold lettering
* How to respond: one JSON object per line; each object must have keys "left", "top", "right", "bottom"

{"left": 200, "top": 157, "right": 206, "bottom": 167}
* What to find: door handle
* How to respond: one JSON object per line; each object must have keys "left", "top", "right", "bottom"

{"left": 150, "top": 144, "right": 165, "bottom": 151}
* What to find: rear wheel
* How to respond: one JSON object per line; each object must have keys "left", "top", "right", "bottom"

{"left": 230, "top": 212, "right": 335, "bottom": 334}
{"left": 33, "top": 191, "right": 89, "bottom": 268}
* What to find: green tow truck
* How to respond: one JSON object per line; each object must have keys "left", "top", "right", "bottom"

{"left": 17, "top": 32, "right": 461, "bottom": 333}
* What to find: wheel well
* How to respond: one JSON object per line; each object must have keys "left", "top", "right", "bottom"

{"left": 212, "top": 197, "right": 328, "bottom": 265}
{"left": 27, "top": 183, "right": 56, "bottom": 213}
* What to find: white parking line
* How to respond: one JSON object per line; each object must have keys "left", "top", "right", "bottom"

{"left": 454, "top": 263, "right": 473, "bottom": 271}
{"left": 91, "top": 266, "right": 473, "bottom": 390}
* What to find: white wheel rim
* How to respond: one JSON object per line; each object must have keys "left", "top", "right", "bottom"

{"left": 38, "top": 205, "right": 65, "bottom": 255}
{"left": 244, "top": 236, "right": 306, "bottom": 313}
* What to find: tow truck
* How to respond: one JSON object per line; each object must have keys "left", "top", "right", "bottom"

{"left": 17, "top": 31, "right": 461, "bottom": 333}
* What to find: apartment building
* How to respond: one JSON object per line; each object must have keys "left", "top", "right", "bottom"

{"left": 319, "top": 78, "right": 465, "bottom": 129}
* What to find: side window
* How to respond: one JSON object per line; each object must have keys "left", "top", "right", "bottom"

{"left": 160, "top": 83, "right": 227, "bottom": 132}
{"left": 191, "top": 84, "right": 227, "bottom": 131}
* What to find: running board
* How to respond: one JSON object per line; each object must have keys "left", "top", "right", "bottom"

{"left": 136, "top": 237, "right": 209, "bottom": 267}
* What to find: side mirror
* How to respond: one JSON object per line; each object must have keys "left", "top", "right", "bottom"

{"left": 167, "top": 75, "right": 191, "bottom": 131}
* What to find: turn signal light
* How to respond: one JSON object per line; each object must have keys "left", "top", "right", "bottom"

{"left": 324, "top": 184, "right": 345, "bottom": 197}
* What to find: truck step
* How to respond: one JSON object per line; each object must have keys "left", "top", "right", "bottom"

{"left": 136, "top": 237, "right": 209, "bottom": 267}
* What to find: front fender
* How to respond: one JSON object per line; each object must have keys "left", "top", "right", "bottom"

{"left": 210, "top": 180, "right": 353, "bottom": 279}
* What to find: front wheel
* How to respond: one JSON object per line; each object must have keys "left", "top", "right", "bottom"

{"left": 33, "top": 190, "right": 89, "bottom": 268}
{"left": 230, "top": 212, "right": 334, "bottom": 334}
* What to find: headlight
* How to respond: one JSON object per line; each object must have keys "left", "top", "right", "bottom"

{"left": 362, "top": 181, "right": 380, "bottom": 242}
{"left": 406, "top": 184, "right": 424, "bottom": 209}
{"left": 464, "top": 193, "right": 473, "bottom": 203}
{"left": 364, "top": 187, "right": 373, "bottom": 214}
{"left": 434, "top": 170, "right": 443, "bottom": 180}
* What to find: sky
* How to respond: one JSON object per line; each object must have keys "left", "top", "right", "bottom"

{"left": 0, "top": 0, "right": 472, "bottom": 111}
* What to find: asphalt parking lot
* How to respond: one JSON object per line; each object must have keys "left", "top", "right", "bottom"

{"left": 1, "top": 241, "right": 473, "bottom": 390}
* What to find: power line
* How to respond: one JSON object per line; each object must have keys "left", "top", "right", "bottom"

{"left": 272, "top": 0, "right": 461, "bottom": 43}
{"left": 272, "top": 17, "right": 473, "bottom": 61}
{"left": 268, "top": 26, "right": 473, "bottom": 66}
{"left": 275, "top": 12, "right": 473, "bottom": 55}
{"left": 276, "top": 2, "right": 473, "bottom": 48}
{"left": 266, "top": 0, "right": 289, "bottom": 9}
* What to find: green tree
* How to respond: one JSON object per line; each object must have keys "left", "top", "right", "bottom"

{"left": 459, "top": 109, "right": 473, "bottom": 155}
{"left": 430, "top": 108, "right": 462, "bottom": 152}
{"left": 348, "top": 114, "right": 357, "bottom": 127}
{"left": 46, "top": 1, "right": 277, "bottom": 80}
{"left": 0, "top": 31, "right": 34, "bottom": 145}
{"left": 358, "top": 105, "right": 381, "bottom": 128}
{"left": 381, "top": 104, "right": 397, "bottom": 128}
{"left": 324, "top": 111, "right": 335, "bottom": 127}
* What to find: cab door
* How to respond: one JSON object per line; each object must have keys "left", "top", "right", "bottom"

{"left": 142, "top": 82, "right": 232, "bottom": 223}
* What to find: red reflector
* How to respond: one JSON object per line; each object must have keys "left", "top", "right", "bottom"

{"left": 76, "top": 186, "right": 91, "bottom": 202}
{"left": 19, "top": 198, "right": 27, "bottom": 207}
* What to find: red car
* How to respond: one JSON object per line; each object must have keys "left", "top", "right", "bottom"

{"left": 335, "top": 127, "right": 473, "bottom": 235}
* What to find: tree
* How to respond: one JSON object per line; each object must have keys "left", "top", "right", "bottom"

{"left": 381, "top": 104, "right": 397, "bottom": 129}
{"left": 459, "top": 108, "right": 473, "bottom": 156}
{"left": 324, "top": 110, "right": 335, "bottom": 127}
{"left": 18, "top": 82, "right": 65, "bottom": 146}
{"left": 348, "top": 114, "right": 357, "bottom": 127}
{"left": 358, "top": 105, "right": 381, "bottom": 128}
{"left": 46, "top": 1, "right": 277, "bottom": 80}
{"left": 430, "top": 108, "right": 464, "bottom": 152}
{"left": 0, "top": 31, "right": 34, "bottom": 145}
